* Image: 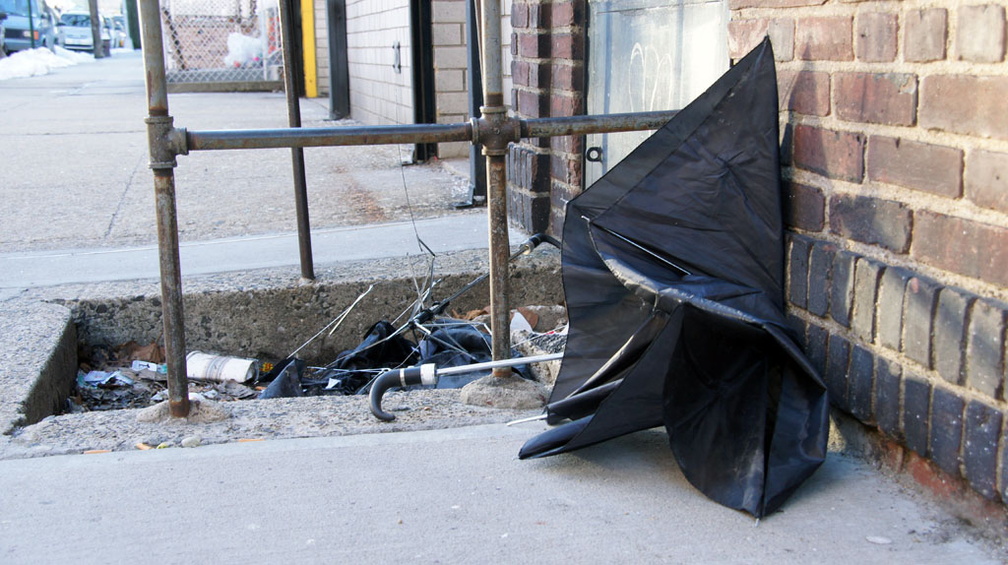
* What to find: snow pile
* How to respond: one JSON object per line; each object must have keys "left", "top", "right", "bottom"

{"left": 0, "top": 46, "right": 94, "bottom": 81}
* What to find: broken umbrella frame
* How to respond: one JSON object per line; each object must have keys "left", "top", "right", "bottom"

{"left": 139, "top": 0, "right": 680, "bottom": 419}
{"left": 260, "top": 232, "right": 561, "bottom": 399}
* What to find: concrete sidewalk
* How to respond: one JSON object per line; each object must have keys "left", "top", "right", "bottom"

{"left": 0, "top": 423, "right": 999, "bottom": 564}
{"left": 0, "top": 50, "right": 1004, "bottom": 564}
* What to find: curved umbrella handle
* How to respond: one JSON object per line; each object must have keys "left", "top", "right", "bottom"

{"left": 369, "top": 365, "right": 437, "bottom": 421}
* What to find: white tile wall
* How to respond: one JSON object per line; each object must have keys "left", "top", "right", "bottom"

{"left": 311, "top": 0, "right": 513, "bottom": 157}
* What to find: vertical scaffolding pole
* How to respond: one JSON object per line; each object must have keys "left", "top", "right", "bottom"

{"left": 477, "top": 0, "right": 512, "bottom": 376}
{"left": 279, "top": 0, "right": 315, "bottom": 280}
{"left": 140, "top": 0, "right": 189, "bottom": 418}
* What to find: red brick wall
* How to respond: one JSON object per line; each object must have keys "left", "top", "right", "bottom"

{"left": 508, "top": 0, "right": 585, "bottom": 234}
{"left": 510, "top": 0, "right": 1008, "bottom": 511}
{"left": 731, "top": 0, "right": 1008, "bottom": 506}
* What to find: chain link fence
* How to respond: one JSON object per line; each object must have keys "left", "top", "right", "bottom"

{"left": 161, "top": 0, "right": 283, "bottom": 87}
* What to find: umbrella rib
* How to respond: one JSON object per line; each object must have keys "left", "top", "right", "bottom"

{"left": 588, "top": 219, "right": 693, "bottom": 277}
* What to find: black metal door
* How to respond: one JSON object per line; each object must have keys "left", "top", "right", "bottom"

{"left": 326, "top": 0, "right": 350, "bottom": 119}
{"left": 410, "top": 0, "right": 437, "bottom": 162}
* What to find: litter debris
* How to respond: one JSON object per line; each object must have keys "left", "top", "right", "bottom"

{"left": 64, "top": 234, "right": 563, "bottom": 414}
{"left": 181, "top": 436, "right": 202, "bottom": 448}
{"left": 186, "top": 351, "right": 258, "bottom": 383}
{"left": 131, "top": 360, "right": 167, "bottom": 374}
{"left": 78, "top": 370, "right": 134, "bottom": 387}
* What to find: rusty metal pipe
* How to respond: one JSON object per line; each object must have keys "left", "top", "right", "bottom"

{"left": 278, "top": 0, "right": 314, "bottom": 280}
{"left": 476, "top": 0, "right": 514, "bottom": 377}
{"left": 523, "top": 110, "right": 680, "bottom": 138}
{"left": 185, "top": 123, "right": 473, "bottom": 151}
{"left": 183, "top": 111, "right": 681, "bottom": 153}
{"left": 140, "top": 0, "right": 189, "bottom": 418}
{"left": 486, "top": 152, "right": 510, "bottom": 375}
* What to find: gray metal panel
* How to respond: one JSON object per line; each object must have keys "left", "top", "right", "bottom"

{"left": 585, "top": 0, "right": 729, "bottom": 185}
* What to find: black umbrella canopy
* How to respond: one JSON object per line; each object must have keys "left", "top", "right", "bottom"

{"left": 519, "top": 38, "right": 830, "bottom": 518}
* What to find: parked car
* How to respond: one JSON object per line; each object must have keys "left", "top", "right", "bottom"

{"left": 0, "top": 11, "right": 7, "bottom": 54}
{"left": 0, "top": 0, "right": 56, "bottom": 54}
{"left": 55, "top": 10, "right": 110, "bottom": 55}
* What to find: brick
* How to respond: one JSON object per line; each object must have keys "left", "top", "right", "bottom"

{"left": 965, "top": 149, "right": 1008, "bottom": 214}
{"left": 902, "top": 375, "right": 932, "bottom": 456}
{"left": 729, "top": 0, "right": 825, "bottom": 9}
{"left": 796, "top": 16, "right": 854, "bottom": 61}
{"left": 828, "top": 195, "right": 912, "bottom": 253}
{"left": 920, "top": 75, "right": 1008, "bottom": 140}
{"left": 550, "top": 154, "right": 582, "bottom": 188}
{"left": 511, "top": 2, "right": 529, "bottom": 29}
{"left": 551, "top": 1, "right": 580, "bottom": 28}
{"left": 830, "top": 250, "right": 856, "bottom": 328}
{"left": 807, "top": 241, "right": 835, "bottom": 317}
{"left": 963, "top": 401, "right": 1003, "bottom": 500}
{"left": 874, "top": 357, "right": 902, "bottom": 438}
{"left": 551, "top": 63, "right": 582, "bottom": 91}
{"left": 528, "top": 194, "right": 550, "bottom": 233}
{"left": 856, "top": 12, "right": 897, "bottom": 62}
{"left": 779, "top": 70, "right": 830, "bottom": 116}
{"left": 929, "top": 387, "right": 965, "bottom": 477}
{"left": 783, "top": 182, "right": 825, "bottom": 232}
{"left": 729, "top": 19, "right": 770, "bottom": 60}
{"left": 956, "top": 4, "right": 1006, "bottom": 63}
{"left": 851, "top": 258, "right": 882, "bottom": 343}
{"left": 431, "top": 23, "right": 462, "bottom": 47}
{"left": 835, "top": 72, "right": 917, "bottom": 126}
{"left": 551, "top": 32, "right": 583, "bottom": 60}
{"left": 434, "top": 69, "right": 465, "bottom": 93}
{"left": 912, "top": 211, "right": 1008, "bottom": 287}
{"left": 806, "top": 323, "right": 829, "bottom": 378}
{"left": 905, "top": 9, "right": 948, "bottom": 62}
{"left": 549, "top": 93, "right": 581, "bottom": 117}
{"left": 770, "top": 19, "right": 796, "bottom": 61}
{"left": 516, "top": 89, "right": 549, "bottom": 118}
{"left": 848, "top": 345, "right": 874, "bottom": 423}
{"left": 527, "top": 62, "right": 552, "bottom": 89}
{"left": 511, "top": 60, "right": 529, "bottom": 87}
{"left": 527, "top": 3, "right": 544, "bottom": 29}
{"left": 826, "top": 334, "right": 851, "bottom": 411}
{"left": 516, "top": 32, "right": 549, "bottom": 59}
{"left": 877, "top": 267, "right": 911, "bottom": 352}
{"left": 867, "top": 136, "right": 963, "bottom": 198}
{"left": 550, "top": 134, "right": 582, "bottom": 156}
{"left": 729, "top": 19, "right": 795, "bottom": 61}
{"left": 793, "top": 125, "right": 865, "bottom": 182}
{"left": 788, "top": 235, "right": 811, "bottom": 309}
{"left": 933, "top": 288, "right": 972, "bottom": 386}
{"left": 529, "top": 153, "right": 550, "bottom": 193}
{"left": 902, "top": 276, "right": 939, "bottom": 369}
{"left": 965, "top": 298, "right": 1006, "bottom": 400}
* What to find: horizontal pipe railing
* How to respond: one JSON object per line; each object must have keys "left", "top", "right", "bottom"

{"left": 522, "top": 110, "right": 680, "bottom": 138}
{"left": 186, "top": 122, "right": 474, "bottom": 151}
{"left": 182, "top": 111, "right": 681, "bottom": 153}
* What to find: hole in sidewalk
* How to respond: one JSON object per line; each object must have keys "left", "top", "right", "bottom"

{"left": 43, "top": 263, "right": 565, "bottom": 419}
